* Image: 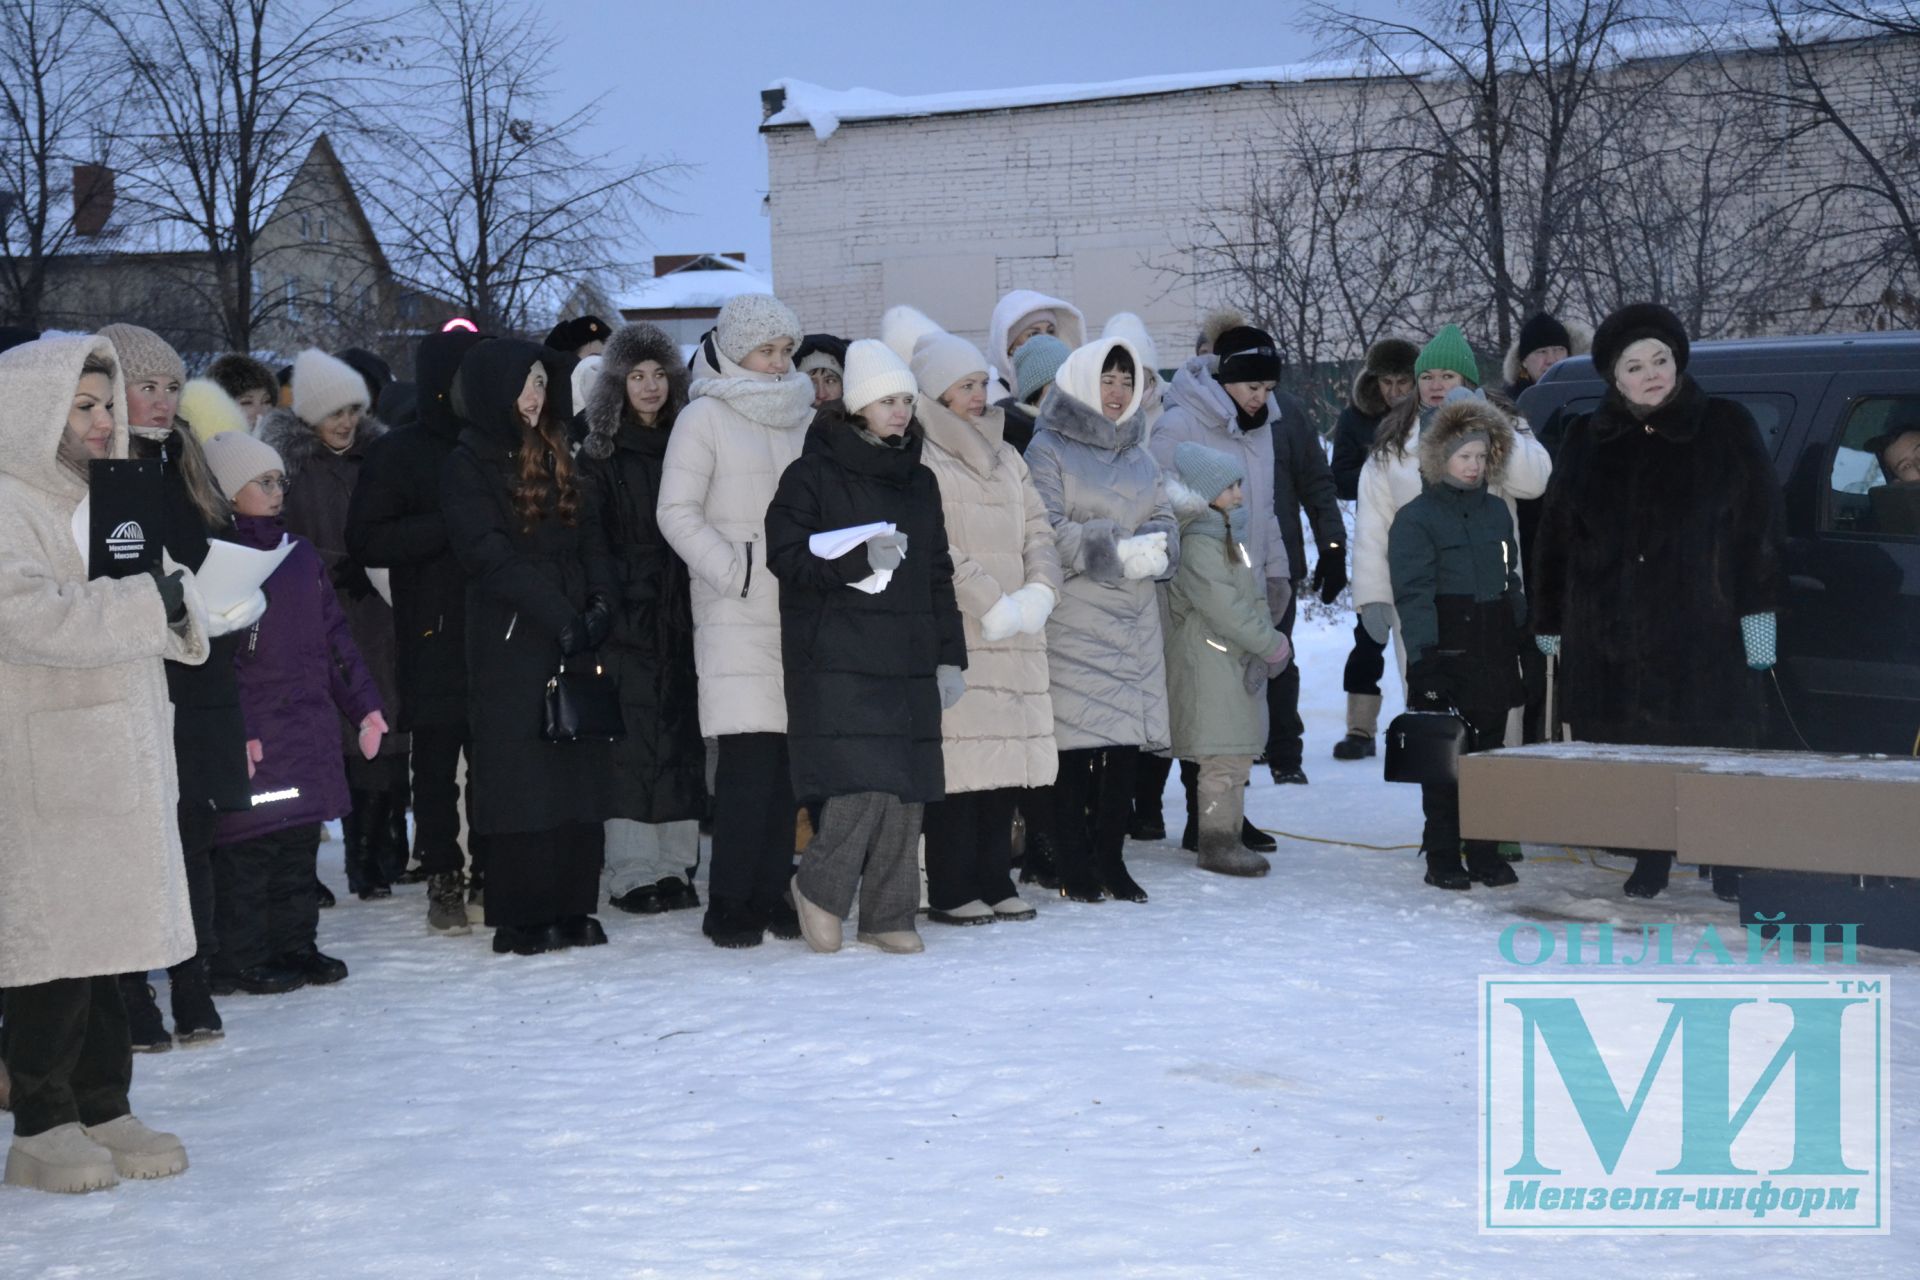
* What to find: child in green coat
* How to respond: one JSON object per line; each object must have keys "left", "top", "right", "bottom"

{"left": 1164, "top": 442, "right": 1293, "bottom": 877}
{"left": 1388, "top": 392, "right": 1528, "bottom": 891}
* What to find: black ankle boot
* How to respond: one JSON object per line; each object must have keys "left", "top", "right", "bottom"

{"left": 1466, "top": 843, "right": 1518, "bottom": 888}
{"left": 1019, "top": 831, "right": 1062, "bottom": 889}
{"left": 347, "top": 789, "right": 394, "bottom": 898}
{"left": 167, "top": 958, "right": 223, "bottom": 1045}
{"left": 118, "top": 974, "right": 172, "bottom": 1052}
{"left": 1098, "top": 854, "right": 1148, "bottom": 903}
{"left": 1624, "top": 853, "right": 1673, "bottom": 899}
{"left": 1424, "top": 850, "right": 1470, "bottom": 890}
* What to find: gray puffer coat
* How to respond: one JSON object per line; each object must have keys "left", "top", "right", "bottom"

{"left": 1025, "top": 364, "right": 1177, "bottom": 752}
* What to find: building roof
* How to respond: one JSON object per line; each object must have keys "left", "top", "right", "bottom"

{"left": 617, "top": 257, "right": 771, "bottom": 313}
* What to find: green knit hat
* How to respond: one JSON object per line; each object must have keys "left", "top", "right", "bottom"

{"left": 1414, "top": 324, "right": 1479, "bottom": 387}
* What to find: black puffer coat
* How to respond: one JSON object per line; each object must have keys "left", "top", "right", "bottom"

{"left": 135, "top": 426, "right": 249, "bottom": 812}
{"left": 577, "top": 324, "right": 706, "bottom": 824}
{"left": 345, "top": 329, "right": 485, "bottom": 730}
{"left": 764, "top": 410, "right": 966, "bottom": 805}
{"left": 441, "top": 339, "right": 614, "bottom": 835}
{"left": 1531, "top": 376, "right": 1786, "bottom": 747}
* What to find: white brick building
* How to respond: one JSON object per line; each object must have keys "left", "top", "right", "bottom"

{"left": 760, "top": 71, "right": 1345, "bottom": 363}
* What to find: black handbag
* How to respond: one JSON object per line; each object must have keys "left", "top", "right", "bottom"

{"left": 1383, "top": 710, "right": 1470, "bottom": 785}
{"left": 542, "top": 658, "right": 625, "bottom": 743}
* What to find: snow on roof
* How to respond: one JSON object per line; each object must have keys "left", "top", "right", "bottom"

{"left": 762, "top": 63, "right": 1368, "bottom": 140}
{"left": 617, "top": 259, "right": 771, "bottom": 313}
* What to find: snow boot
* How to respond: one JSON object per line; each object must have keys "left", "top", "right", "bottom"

{"left": 1624, "top": 852, "right": 1673, "bottom": 899}
{"left": 1051, "top": 833, "right": 1105, "bottom": 903}
{"left": 492, "top": 923, "right": 564, "bottom": 956}
{"left": 1097, "top": 850, "right": 1149, "bottom": 903}
{"left": 1332, "top": 733, "right": 1375, "bottom": 760}
{"left": 1270, "top": 764, "right": 1309, "bottom": 785}
{"left": 83, "top": 1114, "right": 187, "bottom": 1181}
{"left": 702, "top": 901, "right": 765, "bottom": 949}
{"left": 655, "top": 876, "right": 701, "bottom": 911}
{"left": 1127, "top": 814, "right": 1166, "bottom": 841}
{"left": 1710, "top": 865, "right": 1742, "bottom": 902}
{"left": 791, "top": 875, "right": 843, "bottom": 954}
{"left": 927, "top": 900, "right": 995, "bottom": 926}
{"left": 278, "top": 947, "right": 348, "bottom": 985}
{"left": 210, "top": 963, "right": 305, "bottom": 996}
{"left": 1018, "top": 831, "right": 1062, "bottom": 889}
{"left": 857, "top": 929, "right": 924, "bottom": 954}
{"left": 989, "top": 894, "right": 1036, "bottom": 921}
{"left": 1197, "top": 831, "right": 1271, "bottom": 878}
{"left": 1241, "top": 819, "right": 1277, "bottom": 853}
{"left": 1424, "top": 849, "right": 1470, "bottom": 891}
{"left": 764, "top": 896, "right": 803, "bottom": 941}
{"left": 1466, "top": 843, "right": 1518, "bottom": 888}
{"left": 1334, "top": 693, "right": 1382, "bottom": 760}
{"left": 118, "top": 976, "right": 171, "bottom": 1053}
{"left": 427, "top": 872, "right": 472, "bottom": 935}
{"left": 559, "top": 915, "right": 608, "bottom": 948}
{"left": 167, "top": 958, "right": 223, "bottom": 1046}
{"left": 4, "top": 1123, "right": 119, "bottom": 1194}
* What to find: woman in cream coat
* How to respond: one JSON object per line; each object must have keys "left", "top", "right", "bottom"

{"left": 0, "top": 334, "right": 210, "bottom": 1193}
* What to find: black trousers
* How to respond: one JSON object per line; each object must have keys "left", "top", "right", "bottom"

{"left": 1053, "top": 746, "right": 1139, "bottom": 877}
{"left": 409, "top": 721, "right": 471, "bottom": 877}
{"left": 1132, "top": 753, "right": 1174, "bottom": 824}
{"left": 923, "top": 787, "right": 1019, "bottom": 911}
{"left": 212, "top": 824, "right": 321, "bottom": 973}
{"left": 0, "top": 976, "right": 131, "bottom": 1137}
{"left": 1013, "top": 785, "right": 1053, "bottom": 849}
{"left": 1520, "top": 644, "right": 1549, "bottom": 744}
{"left": 708, "top": 733, "right": 796, "bottom": 914}
{"left": 1419, "top": 703, "right": 1508, "bottom": 858}
{"left": 1264, "top": 592, "right": 1303, "bottom": 767}
{"left": 480, "top": 822, "right": 603, "bottom": 927}
{"left": 1342, "top": 615, "right": 1388, "bottom": 697}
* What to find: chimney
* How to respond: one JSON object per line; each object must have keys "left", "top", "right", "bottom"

{"left": 73, "top": 164, "right": 114, "bottom": 237}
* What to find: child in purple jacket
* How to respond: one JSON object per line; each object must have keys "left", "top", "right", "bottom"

{"left": 201, "top": 431, "right": 388, "bottom": 995}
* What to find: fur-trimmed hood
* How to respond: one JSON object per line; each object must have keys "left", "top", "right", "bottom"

{"left": 257, "top": 405, "right": 387, "bottom": 478}
{"left": 1416, "top": 396, "right": 1516, "bottom": 489}
{"left": 582, "top": 323, "right": 688, "bottom": 460}
{"left": 1033, "top": 377, "right": 1147, "bottom": 453}
{"left": 1350, "top": 337, "right": 1419, "bottom": 417}
{"left": 1502, "top": 319, "right": 1592, "bottom": 390}
{"left": 1166, "top": 474, "right": 1214, "bottom": 521}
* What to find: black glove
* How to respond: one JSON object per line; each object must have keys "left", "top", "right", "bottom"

{"left": 582, "top": 594, "right": 613, "bottom": 650}
{"left": 148, "top": 567, "right": 187, "bottom": 627}
{"left": 1406, "top": 657, "right": 1454, "bottom": 712}
{"left": 557, "top": 613, "right": 591, "bottom": 657}
{"left": 331, "top": 557, "right": 375, "bottom": 602}
{"left": 1311, "top": 552, "right": 1348, "bottom": 606}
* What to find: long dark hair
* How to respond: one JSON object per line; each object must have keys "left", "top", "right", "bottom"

{"left": 512, "top": 396, "right": 578, "bottom": 532}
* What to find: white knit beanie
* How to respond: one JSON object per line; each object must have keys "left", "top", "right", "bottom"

{"left": 841, "top": 338, "right": 917, "bottom": 414}
{"left": 910, "top": 331, "right": 989, "bottom": 404}
{"left": 570, "top": 354, "right": 602, "bottom": 420}
{"left": 880, "top": 305, "right": 943, "bottom": 365}
{"left": 203, "top": 429, "right": 287, "bottom": 500}
{"left": 1101, "top": 312, "right": 1160, "bottom": 375}
{"left": 292, "top": 347, "right": 368, "bottom": 425}
{"left": 714, "top": 293, "right": 803, "bottom": 364}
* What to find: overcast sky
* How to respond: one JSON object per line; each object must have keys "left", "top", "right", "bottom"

{"left": 557, "top": 0, "right": 1403, "bottom": 276}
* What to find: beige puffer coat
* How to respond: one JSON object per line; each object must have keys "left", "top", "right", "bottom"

{"left": 0, "top": 334, "right": 209, "bottom": 988}
{"left": 917, "top": 394, "right": 1063, "bottom": 792}
{"left": 655, "top": 353, "right": 816, "bottom": 737}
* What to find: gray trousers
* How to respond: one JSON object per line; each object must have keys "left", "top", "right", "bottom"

{"left": 794, "top": 791, "right": 924, "bottom": 935}
{"left": 602, "top": 819, "right": 700, "bottom": 898}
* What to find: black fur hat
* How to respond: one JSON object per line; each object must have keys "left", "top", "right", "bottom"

{"left": 545, "top": 314, "right": 611, "bottom": 354}
{"left": 1592, "top": 303, "right": 1689, "bottom": 384}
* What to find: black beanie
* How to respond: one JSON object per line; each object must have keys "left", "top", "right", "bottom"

{"left": 1591, "top": 303, "right": 1690, "bottom": 384}
{"left": 545, "top": 314, "right": 611, "bottom": 353}
{"left": 1214, "top": 325, "right": 1282, "bottom": 384}
{"left": 1516, "top": 313, "right": 1572, "bottom": 361}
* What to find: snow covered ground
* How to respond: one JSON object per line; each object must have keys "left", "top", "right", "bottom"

{"left": 4, "top": 616, "right": 1914, "bottom": 1278}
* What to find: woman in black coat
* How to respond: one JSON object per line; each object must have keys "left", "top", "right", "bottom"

{"left": 1531, "top": 303, "right": 1786, "bottom": 899}
{"left": 578, "top": 324, "right": 707, "bottom": 916}
{"left": 441, "top": 338, "right": 616, "bottom": 955}
{"left": 765, "top": 339, "right": 966, "bottom": 954}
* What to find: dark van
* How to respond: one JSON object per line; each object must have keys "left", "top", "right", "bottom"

{"left": 1518, "top": 332, "right": 1920, "bottom": 758}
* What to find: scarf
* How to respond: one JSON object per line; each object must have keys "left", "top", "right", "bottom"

{"left": 689, "top": 347, "right": 815, "bottom": 430}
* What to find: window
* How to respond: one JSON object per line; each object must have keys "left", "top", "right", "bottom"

{"left": 1824, "top": 396, "right": 1920, "bottom": 539}
{"left": 299, "top": 212, "right": 310, "bottom": 240}
{"left": 318, "top": 215, "right": 329, "bottom": 244}
{"left": 322, "top": 281, "right": 335, "bottom": 311}
{"left": 1545, "top": 392, "right": 1794, "bottom": 455}
{"left": 284, "top": 275, "right": 300, "bottom": 322}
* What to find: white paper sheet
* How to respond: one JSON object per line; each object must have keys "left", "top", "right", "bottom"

{"left": 808, "top": 521, "right": 896, "bottom": 560}
{"left": 195, "top": 536, "right": 296, "bottom": 616}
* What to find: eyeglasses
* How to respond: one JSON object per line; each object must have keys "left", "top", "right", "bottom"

{"left": 249, "top": 476, "right": 291, "bottom": 494}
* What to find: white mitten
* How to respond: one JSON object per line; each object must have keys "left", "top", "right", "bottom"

{"left": 978, "top": 593, "right": 1022, "bottom": 643}
{"left": 1009, "top": 582, "right": 1057, "bottom": 633}
{"left": 1117, "top": 531, "right": 1168, "bottom": 580}
{"left": 204, "top": 588, "right": 269, "bottom": 637}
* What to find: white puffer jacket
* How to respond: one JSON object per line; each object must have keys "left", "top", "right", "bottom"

{"left": 655, "top": 354, "right": 816, "bottom": 737}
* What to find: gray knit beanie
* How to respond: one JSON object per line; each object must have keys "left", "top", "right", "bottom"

{"left": 1174, "top": 441, "right": 1244, "bottom": 502}
{"left": 714, "top": 293, "right": 804, "bottom": 364}
{"left": 98, "top": 323, "right": 186, "bottom": 387}
{"left": 1014, "top": 333, "right": 1070, "bottom": 402}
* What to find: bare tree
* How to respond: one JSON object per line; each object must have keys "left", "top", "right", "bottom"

{"left": 0, "top": 0, "right": 123, "bottom": 328}
{"left": 94, "top": 0, "right": 395, "bottom": 352}
{"left": 362, "top": 0, "right": 681, "bottom": 335}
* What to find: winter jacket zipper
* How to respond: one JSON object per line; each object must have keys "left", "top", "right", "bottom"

{"left": 740, "top": 541, "right": 754, "bottom": 599}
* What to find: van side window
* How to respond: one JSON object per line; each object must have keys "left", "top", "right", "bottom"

{"left": 1824, "top": 396, "right": 1920, "bottom": 540}
{"left": 1547, "top": 392, "right": 1791, "bottom": 455}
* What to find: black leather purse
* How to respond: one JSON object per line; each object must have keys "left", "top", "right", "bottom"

{"left": 542, "top": 658, "right": 625, "bottom": 743}
{"left": 1383, "top": 710, "right": 1470, "bottom": 785}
